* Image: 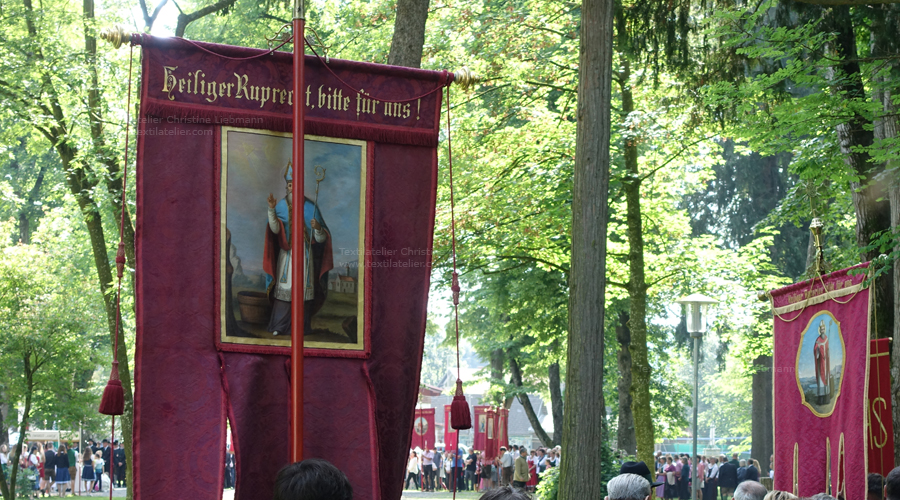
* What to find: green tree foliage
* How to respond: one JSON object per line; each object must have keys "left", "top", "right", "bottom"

{"left": 0, "top": 219, "right": 105, "bottom": 500}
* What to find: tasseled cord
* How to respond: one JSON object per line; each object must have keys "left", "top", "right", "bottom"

{"left": 445, "top": 85, "right": 472, "bottom": 433}
{"left": 98, "top": 41, "right": 135, "bottom": 500}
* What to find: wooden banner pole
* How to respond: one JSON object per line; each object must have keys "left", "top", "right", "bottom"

{"left": 290, "top": 0, "right": 306, "bottom": 464}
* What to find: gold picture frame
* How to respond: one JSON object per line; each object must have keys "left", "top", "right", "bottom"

{"left": 794, "top": 311, "right": 846, "bottom": 417}
{"left": 219, "top": 127, "right": 367, "bottom": 354}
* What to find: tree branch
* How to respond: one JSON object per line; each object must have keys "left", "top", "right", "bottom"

{"left": 496, "top": 254, "right": 568, "bottom": 272}
{"left": 175, "top": 0, "right": 237, "bottom": 37}
{"left": 607, "top": 279, "right": 629, "bottom": 289}
{"left": 794, "top": 0, "right": 900, "bottom": 6}
{"left": 647, "top": 269, "right": 683, "bottom": 288}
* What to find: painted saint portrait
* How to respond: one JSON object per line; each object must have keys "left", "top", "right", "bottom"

{"left": 796, "top": 311, "right": 845, "bottom": 416}
{"left": 478, "top": 414, "right": 486, "bottom": 434}
{"left": 220, "top": 127, "right": 366, "bottom": 353}
{"left": 487, "top": 416, "right": 494, "bottom": 439}
{"left": 414, "top": 417, "right": 428, "bottom": 436}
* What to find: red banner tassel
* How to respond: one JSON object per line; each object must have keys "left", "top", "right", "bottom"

{"left": 99, "top": 360, "right": 125, "bottom": 416}
{"left": 450, "top": 379, "right": 472, "bottom": 430}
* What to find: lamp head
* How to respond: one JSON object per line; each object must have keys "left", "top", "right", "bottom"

{"left": 675, "top": 293, "right": 718, "bottom": 335}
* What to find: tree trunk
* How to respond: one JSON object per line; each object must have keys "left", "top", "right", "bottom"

{"left": 828, "top": 6, "right": 893, "bottom": 340}
{"left": 559, "top": 0, "right": 613, "bottom": 492}
{"left": 616, "top": 310, "right": 637, "bottom": 455}
{"left": 618, "top": 58, "right": 655, "bottom": 467}
{"left": 0, "top": 401, "right": 6, "bottom": 449}
{"left": 549, "top": 361, "right": 564, "bottom": 446}
{"left": 751, "top": 356, "right": 773, "bottom": 473}
{"left": 0, "top": 356, "right": 34, "bottom": 500}
{"left": 870, "top": 18, "right": 900, "bottom": 465}
{"left": 891, "top": 174, "right": 900, "bottom": 467}
{"left": 387, "top": 0, "right": 430, "bottom": 68}
{"left": 82, "top": 1, "right": 136, "bottom": 495}
{"left": 509, "top": 357, "right": 554, "bottom": 447}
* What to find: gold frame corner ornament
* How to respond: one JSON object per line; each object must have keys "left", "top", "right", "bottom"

{"left": 794, "top": 310, "right": 846, "bottom": 418}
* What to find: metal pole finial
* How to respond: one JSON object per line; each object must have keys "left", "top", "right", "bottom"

{"left": 100, "top": 25, "right": 129, "bottom": 49}
{"left": 453, "top": 67, "right": 479, "bottom": 91}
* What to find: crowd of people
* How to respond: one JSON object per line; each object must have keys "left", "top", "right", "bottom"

{"left": 2, "top": 438, "right": 127, "bottom": 497}
{"left": 602, "top": 461, "right": 900, "bottom": 500}
{"left": 403, "top": 443, "right": 561, "bottom": 493}
{"left": 653, "top": 452, "right": 770, "bottom": 500}
{"left": 274, "top": 453, "right": 900, "bottom": 500}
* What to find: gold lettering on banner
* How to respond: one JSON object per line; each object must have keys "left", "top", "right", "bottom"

{"left": 870, "top": 397, "right": 889, "bottom": 449}
{"left": 159, "top": 65, "right": 424, "bottom": 121}
{"left": 785, "top": 278, "right": 857, "bottom": 305}
{"left": 162, "top": 66, "right": 178, "bottom": 100}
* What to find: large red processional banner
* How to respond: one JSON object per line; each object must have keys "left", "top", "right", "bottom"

{"left": 132, "top": 34, "right": 448, "bottom": 500}
{"left": 771, "top": 264, "right": 871, "bottom": 498}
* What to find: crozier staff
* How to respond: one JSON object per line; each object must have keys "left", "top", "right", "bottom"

{"left": 264, "top": 162, "right": 333, "bottom": 336}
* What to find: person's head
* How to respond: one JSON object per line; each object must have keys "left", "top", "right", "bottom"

{"left": 763, "top": 491, "right": 798, "bottom": 500}
{"left": 666, "top": 456, "right": 673, "bottom": 464}
{"left": 752, "top": 459, "right": 760, "bottom": 470}
{"left": 810, "top": 494, "right": 837, "bottom": 500}
{"left": 869, "top": 474, "right": 885, "bottom": 500}
{"left": 273, "top": 458, "right": 353, "bottom": 500}
{"left": 885, "top": 466, "right": 900, "bottom": 500}
{"left": 733, "top": 481, "right": 768, "bottom": 500}
{"left": 500, "top": 446, "right": 507, "bottom": 454}
{"left": 681, "top": 456, "right": 688, "bottom": 465}
{"left": 102, "top": 439, "right": 109, "bottom": 447}
{"left": 94, "top": 452, "right": 101, "bottom": 459}
{"left": 513, "top": 445, "right": 519, "bottom": 451}
{"left": 0, "top": 444, "right": 7, "bottom": 454}
{"left": 733, "top": 453, "right": 739, "bottom": 460}
{"left": 58, "top": 443, "right": 66, "bottom": 453}
{"left": 712, "top": 457, "right": 719, "bottom": 465}
{"left": 720, "top": 455, "right": 728, "bottom": 463}
{"left": 739, "top": 459, "right": 747, "bottom": 467}
{"left": 538, "top": 449, "right": 545, "bottom": 456}
{"left": 606, "top": 473, "right": 651, "bottom": 500}
{"left": 478, "top": 485, "right": 532, "bottom": 500}
{"left": 29, "top": 444, "right": 37, "bottom": 454}
{"left": 83, "top": 448, "right": 92, "bottom": 460}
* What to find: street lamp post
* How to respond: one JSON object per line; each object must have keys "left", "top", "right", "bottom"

{"left": 675, "top": 293, "right": 718, "bottom": 500}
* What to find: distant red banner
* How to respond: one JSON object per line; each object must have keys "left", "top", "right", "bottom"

{"left": 867, "top": 338, "right": 895, "bottom": 477}
{"left": 771, "top": 264, "right": 869, "bottom": 499}
{"left": 412, "top": 408, "right": 436, "bottom": 451}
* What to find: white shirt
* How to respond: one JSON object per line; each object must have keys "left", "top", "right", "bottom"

{"left": 0, "top": 452, "right": 7, "bottom": 465}
{"left": 708, "top": 464, "right": 719, "bottom": 479}
{"left": 500, "top": 452, "right": 514, "bottom": 467}
{"left": 407, "top": 457, "right": 419, "bottom": 474}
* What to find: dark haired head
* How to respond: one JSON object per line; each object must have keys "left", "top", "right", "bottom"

{"left": 885, "top": 467, "right": 900, "bottom": 500}
{"left": 273, "top": 458, "right": 353, "bottom": 500}
{"left": 869, "top": 473, "right": 885, "bottom": 500}
{"left": 478, "top": 485, "right": 532, "bottom": 500}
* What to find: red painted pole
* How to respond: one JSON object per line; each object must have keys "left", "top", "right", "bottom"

{"left": 290, "top": 0, "right": 305, "bottom": 464}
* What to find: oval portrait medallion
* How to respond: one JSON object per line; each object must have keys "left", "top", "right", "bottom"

{"left": 795, "top": 311, "right": 846, "bottom": 417}
{"left": 414, "top": 416, "right": 428, "bottom": 436}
